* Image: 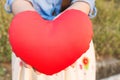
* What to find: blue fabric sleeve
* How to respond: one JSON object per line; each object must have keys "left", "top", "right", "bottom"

{"left": 71, "top": 0, "right": 97, "bottom": 18}
{"left": 4, "top": 0, "right": 62, "bottom": 20}
{"left": 4, "top": 0, "right": 14, "bottom": 13}
{"left": 27, "top": 0, "right": 62, "bottom": 20}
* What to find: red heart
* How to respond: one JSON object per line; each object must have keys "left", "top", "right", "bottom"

{"left": 9, "top": 9, "right": 93, "bottom": 75}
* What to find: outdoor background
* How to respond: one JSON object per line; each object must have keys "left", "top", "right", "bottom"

{"left": 0, "top": 0, "right": 120, "bottom": 80}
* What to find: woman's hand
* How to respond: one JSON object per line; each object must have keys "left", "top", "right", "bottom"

{"left": 21, "top": 61, "right": 42, "bottom": 75}
{"left": 12, "top": 1, "right": 90, "bottom": 74}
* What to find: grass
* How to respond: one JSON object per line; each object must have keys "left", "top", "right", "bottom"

{"left": 0, "top": 0, "right": 12, "bottom": 62}
{"left": 0, "top": 67, "right": 6, "bottom": 76}
{"left": 0, "top": 0, "right": 120, "bottom": 63}
{"left": 92, "top": 0, "right": 120, "bottom": 59}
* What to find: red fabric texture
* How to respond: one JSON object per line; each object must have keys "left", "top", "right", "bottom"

{"left": 9, "top": 9, "right": 93, "bottom": 75}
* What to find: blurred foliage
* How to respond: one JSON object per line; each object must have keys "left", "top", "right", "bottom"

{"left": 0, "top": 0, "right": 12, "bottom": 62}
{"left": 0, "top": 0, "right": 120, "bottom": 63}
{"left": 92, "top": 0, "right": 120, "bottom": 59}
{"left": 0, "top": 67, "right": 6, "bottom": 76}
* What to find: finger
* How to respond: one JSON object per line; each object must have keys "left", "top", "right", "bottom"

{"left": 22, "top": 61, "right": 32, "bottom": 68}
{"left": 35, "top": 70, "right": 42, "bottom": 75}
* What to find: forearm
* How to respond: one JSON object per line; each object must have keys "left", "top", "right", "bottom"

{"left": 12, "top": 0, "right": 35, "bottom": 15}
{"left": 54, "top": 1, "right": 90, "bottom": 19}
{"left": 12, "top": 0, "right": 90, "bottom": 15}
{"left": 68, "top": 1, "right": 90, "bottom": 15}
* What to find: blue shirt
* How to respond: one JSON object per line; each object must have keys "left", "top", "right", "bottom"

{"left": 5, "top": 0, "right": 97, "bottom": 20}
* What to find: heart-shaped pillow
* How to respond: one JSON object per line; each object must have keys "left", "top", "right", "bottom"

{"left": 9, "top": 9, "right": 93, "bottom": 75}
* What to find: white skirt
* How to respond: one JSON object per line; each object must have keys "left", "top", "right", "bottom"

{"left": 12, "top": 41, "right": 96, "bottom": 80}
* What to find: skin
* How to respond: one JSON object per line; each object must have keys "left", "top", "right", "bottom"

{"left": 12, "top": 0, "right": 90, "bottom": 15}
{"left": 11, "top": 0, "right": 90, "bottom": 74}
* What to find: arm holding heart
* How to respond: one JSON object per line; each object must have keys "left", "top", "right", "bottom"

{"left": 12, "top": 0, "right": 35, "bottom": 15}
{"left": 11, "top": 0, "right": 91, "bottom": 71}
{"left": 10, "top": 0, "right": 91, "bottom": 74}
{"left": 12, "top": 0, "right": 90, "bottom": 15}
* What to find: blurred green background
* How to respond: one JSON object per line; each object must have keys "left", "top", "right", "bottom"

{"left": 0, "top": 0, "right": 120, "bottom": 79}
{"left": 0, "top": 0, "right": 12, "bottom": 63}
{"left": 93, "top": 0, "right": 120, "bottom": 60}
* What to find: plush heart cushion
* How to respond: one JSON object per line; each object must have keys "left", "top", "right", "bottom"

{"left": 9, "top": 9, "right": 93, "bottom": 75}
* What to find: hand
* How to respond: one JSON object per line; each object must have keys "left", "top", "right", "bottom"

{"left": 21, "top": 61, "right": 42, "bottom": 74}
{"left": 21, "top": 61, "right": 32, "bottom": 68}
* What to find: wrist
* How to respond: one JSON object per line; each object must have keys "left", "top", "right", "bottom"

{"left": 68, "top": 1, "right": 90, "bottom": 15}
{"left": 71, "top": 0, "right": 97, "bottom": 18}
{"left": 12, "top": 0, "right": 35, "bottom": 15}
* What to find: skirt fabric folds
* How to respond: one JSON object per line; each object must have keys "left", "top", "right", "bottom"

{"left": 12, "top": 41, "right": 96, "bottom": 80}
